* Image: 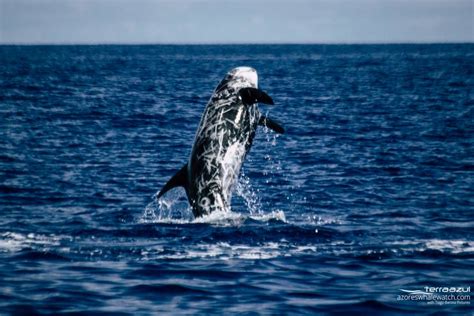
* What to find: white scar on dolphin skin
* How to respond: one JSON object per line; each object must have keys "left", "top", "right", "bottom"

{"left": 157, "top": 66, "right": 284, "bottom": 218}
{"left": 190, "top": 67, "right": 259, "bottom": 215}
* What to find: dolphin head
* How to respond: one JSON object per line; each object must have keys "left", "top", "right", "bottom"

{"left": 229, "top": 66, "right": 258, "bottom": 87}
{"left": 214, "top": 66, "right": 258, "bottom": 93}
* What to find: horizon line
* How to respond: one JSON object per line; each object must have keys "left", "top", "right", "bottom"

{"left": 1, "top": 41, "right": 473, "bottom": 46}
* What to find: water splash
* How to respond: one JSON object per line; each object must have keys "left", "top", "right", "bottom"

{"left": 140, "top": 189, "right": 193, "bottom": 223}
{"left": 141, "top": 119, "right": 286, "bottom": 223}
{"left": 235, "top": 169, "right": 262, "bottom": 216}
{"left": 259, "top": 123, "right": 286, "bottom": 204}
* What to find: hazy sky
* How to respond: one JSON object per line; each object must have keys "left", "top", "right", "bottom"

{"left": 1, "top": 0, "right": 473, "bottom": 44}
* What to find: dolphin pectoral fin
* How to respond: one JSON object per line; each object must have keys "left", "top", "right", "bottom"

{"left": 259, "top": 115, "right": 285, "bottom": 134}
{"left": 239, "top": 87, "right": 274, "bottom": 105}
{"left": 157, "top": 164, "right": 188, "bottom": 199}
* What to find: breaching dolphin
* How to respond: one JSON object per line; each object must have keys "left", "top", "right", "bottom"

{"left": 157, "top": 67, "right": 284, "bottom": 218}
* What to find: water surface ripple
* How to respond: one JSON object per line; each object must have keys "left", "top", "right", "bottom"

{"left": 0, "top": 44, "right": 473, "bottom": 314}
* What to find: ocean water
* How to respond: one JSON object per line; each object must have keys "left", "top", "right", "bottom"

{"left": 0, "top": 44, "right": 473, "bottom": 315}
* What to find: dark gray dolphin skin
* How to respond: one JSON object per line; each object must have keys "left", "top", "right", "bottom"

{"left": 157, "top": 67, "right": 284, "bottom": 218}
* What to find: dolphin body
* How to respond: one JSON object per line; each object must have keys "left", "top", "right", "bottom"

{"left": 157, "top": 67, "right": 284, "bottom": 218}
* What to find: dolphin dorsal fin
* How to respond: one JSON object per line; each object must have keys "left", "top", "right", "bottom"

{"left": 239, "top": 88, "right": 274, "bottom": 105}
{"left": 157, "top": 164, "right": 188, "bottom": 199}
{"left": 259, "top": 115, "right": 285, "bottom": 134}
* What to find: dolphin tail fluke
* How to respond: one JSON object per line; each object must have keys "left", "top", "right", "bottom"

{"left": 157, "top": 164, "right": 188, "bottom": 199}
{"left": 239, "top": 88, "right": 274, "bottom": 105}
{"left": 259, "top": 115, "right": 285, "bottom": 134}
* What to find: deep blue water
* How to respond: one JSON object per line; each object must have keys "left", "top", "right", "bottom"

{"left": 0, "top": 44, "right": 473, "bottom": 315}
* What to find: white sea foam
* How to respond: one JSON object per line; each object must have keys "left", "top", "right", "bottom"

{"left": 140, "top": 200, "right": 287, "bottom": 226}
{"left": 249, "top": 210, "right": 286, "bottom": 223}
{"left": 391, "top": 239, "right": 474, "bottom": 254}
{"left": 151, "top": 241, "right": 318, "bottom": 260}
{"left": 157, "top": 238, "right": 472, "bottom": 261}
{"left": 0, "top": 232, "right": 66, "bottom": 252}
{"left": 424, "top": 239, "right": 474, "bottom": 254}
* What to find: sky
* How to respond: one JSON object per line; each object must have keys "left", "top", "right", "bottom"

{"left": 1, "top": 0, "right": 473, "bottom": 44}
